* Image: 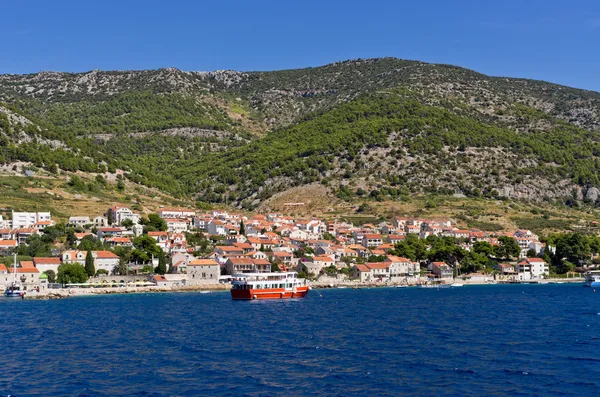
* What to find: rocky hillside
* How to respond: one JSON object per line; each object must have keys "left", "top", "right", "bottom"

{"left": 1, "top": 58, "right": 600, "bottom": 208}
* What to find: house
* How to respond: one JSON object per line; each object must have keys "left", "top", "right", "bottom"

{"left": 68, "top": 216, "right": 91, "bottom": 227}
{"left": 452, "top": 230, "right": 470, "bottom": 239}
{"left": 362, "top": 234, "right": 383, "bottom": 248}
{"left": 33, "top": 221, "right": 54, "bottom": 232}
{"left": 148, "top": 231, "right": 170, "bottom": 250}
{"left": 352, "top": 264, "right": 372, "bottom": 282}
{"left": 15, "top": 228, "right": 37, "bottom": 244}
{"left": 430, "top": 262, "right": 453, "bottom": 280}
{"left": 207, "top": 220, "right": 226, "bottom": 236}
{"left": 271, "top": 251, "right": 293, "bottom": 266}
{"left": 157, "top": 208, "right": 195, "bottom": 219}
{"left": 33, "top": 257, "right": 62, "bottom": 275}
{"left": 304, "top": 255, "right": 335, "bottom": 275}
{"left": 94, "top": 216, "right": 108, "bottom": 228}
{"left": 385, "top": 256, "right": 419, "bottom": 280}
{"left": 61, "top": 250, "right": 120, "bottom": 273}
{"left": 365, "top": 262, "right": 389, "bottom": 281}
{"left": 164, "top": 218, "right": 188, "bottom": 233}
{"left": 97, "top": 227, "right": 124, "bottom": 239}
{"left": 386, "top": 235, "right": 405, "bottom": 244}
{"left": 105, "top": 237, "right": 133, "bottom": 247}
{"left": 516, "top": 258, "right": 549, "bottom": 280}
{"left": 151, "top": 274, "right": 187, "bottom": 287}
{"left": 93, "top": 251, "right": 121, "bottom": 273}
{"left": 214, "top": 246, "right": 245, "bottom": 262}
{"left": 12, "top": 212, "right": 51, "bottom": 228}
{"left": 0, "top": 229, "right": 14, "bottom": 240}
{"left": 106, "top": 206, "right": 135, "bottom": 225}
{"left": 187, "top": 259, "right": 220, "bottom": 285}
{"left": 225, "top": 258, "right": 271, "bottom": 274}
{"left": 0, "top": 240, "right": 18, "bottom": 255}
{"left": 495, "top": 263, "right": 516, "bottom": 275}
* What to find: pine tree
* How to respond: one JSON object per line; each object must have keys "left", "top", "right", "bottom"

{"left": 85, "top": 250, "right": 95, "bottom": 277}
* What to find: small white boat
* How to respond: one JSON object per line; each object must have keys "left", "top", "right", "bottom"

{"left": 584, "top": 271, "right": 600, "bottom": 287}
{"left": 451, "top": 283, "right": 464, "bottom": 287}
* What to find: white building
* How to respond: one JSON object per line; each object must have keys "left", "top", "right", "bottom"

{"left": 68, "top": 216, "right": 91, "bottom": 227}
{"left": 157, "top": 208, "right": 195, "bottom": 219}
{"left": 12, "top": 212, "right": 51, "bottom": 228}
{"left": 516, "top": 258, "right": 549, "bottom": 280}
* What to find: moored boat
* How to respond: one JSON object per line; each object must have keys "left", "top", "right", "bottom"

{"left": 4, "top": 254, "right": 24, "bottom": 298}
{"left": 230, "top": 272, "right": 309, "bottom": 300}
{"left": 583, "top": 270, "right": 600, "bottom": 287}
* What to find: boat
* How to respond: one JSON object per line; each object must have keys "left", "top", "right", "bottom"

{"left": 230, "top": 272, "right": 309, "bottom": 300}
{"left": 451, "top": 282, "right": 464, "bottom": 287}
{"left": 4, "top": 254, "right": 24, "bottom": 298}
{"left": 583, "top": 270, "right": 600, "bottom": 287}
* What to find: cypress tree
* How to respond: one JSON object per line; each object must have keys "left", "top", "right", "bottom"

{"left": 85, "top": 250, "right": 95, "bottom": 277}
{"left": 155, "top": 253, "right": 167, "bottom": 275}
{"left": 240, "top": 220, "right": 245, "bottom": 236}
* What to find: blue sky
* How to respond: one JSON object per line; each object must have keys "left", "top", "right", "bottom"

{"left": 2, "top": 0, "right": 600, "bottom": 91}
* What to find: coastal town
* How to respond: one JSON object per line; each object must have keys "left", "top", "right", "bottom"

{"left": 0, "top": 204, "right": 576, "bottom": 298}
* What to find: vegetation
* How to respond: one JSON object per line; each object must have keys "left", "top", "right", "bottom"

{"left": 2, "top": 57, "right": 600, "bottom": 211}
{"left": 57, "top": 263, "right": 88, "bottom": 284}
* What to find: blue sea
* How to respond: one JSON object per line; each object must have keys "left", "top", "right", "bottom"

{"left": 1, "top": 284, "right": 599, "bottom": 396}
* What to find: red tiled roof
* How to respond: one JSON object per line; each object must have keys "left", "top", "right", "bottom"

{"left": 95, "top": 251, "right": 119, "bottom": 259}
{"left": 34, "top": 257, "right": 62, "bottom": 265}
{"left": 189, "top": 259, "right": 219, "bottom": 266}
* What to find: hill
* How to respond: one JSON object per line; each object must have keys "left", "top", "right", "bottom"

{"left": 1, "top": 57, "right": 600, "bottom": 212}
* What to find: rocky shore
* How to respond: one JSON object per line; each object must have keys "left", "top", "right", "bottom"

{"left": 23, "top": 284, "right": 231, "bottom": 300}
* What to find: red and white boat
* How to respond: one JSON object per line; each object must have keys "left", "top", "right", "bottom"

{"left": 230, "top": 272, "right": 309, "bottom": 300}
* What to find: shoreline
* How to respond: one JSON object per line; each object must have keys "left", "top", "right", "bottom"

{"left": 19, "top": 277, "right": 585, "bottom": 300}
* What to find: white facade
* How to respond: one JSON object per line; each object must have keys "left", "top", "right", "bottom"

{"left": 69, "top": 216, "right": 91, "bottom": 227}
{"left": 12, "top": 212, "right": 51, "bottom": 228}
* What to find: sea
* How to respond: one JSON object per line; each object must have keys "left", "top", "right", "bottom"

{"left": 1, "top": 284, "right": 599, "bottom": 396}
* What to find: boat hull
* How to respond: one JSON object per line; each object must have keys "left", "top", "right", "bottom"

{"left": 584, "top": 281, "right": 600, "bottom": 288}
{"left": 231, "top": 286, "right": 310, "bottom": 300}
{"left": 4, "top": 290, "right": 24, "bottom": 298}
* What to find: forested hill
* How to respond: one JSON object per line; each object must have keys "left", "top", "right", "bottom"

{"left": 1, "top": 57, "right": 600, "bottom": 209}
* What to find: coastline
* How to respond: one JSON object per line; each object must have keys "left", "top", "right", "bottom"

{"left": 19, "top": 277, "right": 585, "bottom": 300}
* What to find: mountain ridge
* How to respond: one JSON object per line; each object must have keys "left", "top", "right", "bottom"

{"left": 1, "top": 57, "right": 600, "bottom": 209}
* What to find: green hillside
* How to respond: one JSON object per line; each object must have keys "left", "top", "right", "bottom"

{"left": 1, "top": 58, "right": 600, "bottom": 209}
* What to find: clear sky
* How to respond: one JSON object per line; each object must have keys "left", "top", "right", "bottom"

{"left": 2, "top": 0, "right": 599, "bottom": 91}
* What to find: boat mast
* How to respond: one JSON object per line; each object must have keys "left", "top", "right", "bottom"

{"left": 12, "top": 252, "right": 17, "bottom": 282}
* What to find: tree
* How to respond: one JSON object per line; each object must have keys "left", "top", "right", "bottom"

{"left": 57, "top": 263, "right": 88, "bottom": 284}
{"left": 131, "top": 235, "right": 162, "bottom": 263}
{"left": 495, "top": 236, "right": 521, "bottom": 260}
{"left": 142, "top": 213, "right": 167, "bottom": 232}
{"left": 390, "top": 233, "right": 426, "bottom": 261}
{"left": 121, "top": 219, "right": 134, "bottom": 229}
{"left": 95, "top": 269, "right": 109, "bottom": 276}
{"left": 239, "top": 220, "right": 245, "bottom": 236}
{"left": 472, "top": 241, "right": 494, "bottom": 257}
{"left": 114, "top": 257, "right": 129, "bottom": 275}
{"left": 116, "top": 179, "right": 125, "bottom": 192}
{"left": 44, "top": 270, "right": 56, "bottom": 283}
{"left": 140, "top": 265, "right": 154, "bottom": 274}
{"left": 155, "top": 253, "right": 167, "bottom": 275}
{"left": 85, "top": 250, "right": 95, "bottom": 277}
{"left": 107, "top": 210, "right": 115, "bottom": 226}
